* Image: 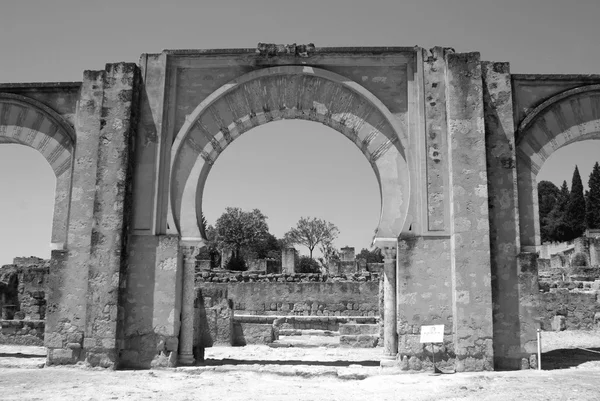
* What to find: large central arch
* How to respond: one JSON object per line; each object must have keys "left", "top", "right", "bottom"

{"left": 168, "top": 66, "right": 411, "bottom": 243}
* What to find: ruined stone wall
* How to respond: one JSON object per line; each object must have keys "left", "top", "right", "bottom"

{"left": 197, "top": 274, "right": 379, "bottom": 317}
{"left": 0, "top": 258, "right": 48, "bottom": 345}
{"left": 539, "top": 288, "right": 600, "bottom": 330}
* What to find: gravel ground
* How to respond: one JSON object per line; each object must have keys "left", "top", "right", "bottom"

{"left": 0, "top": 330, "right": 599, "bottom": 401}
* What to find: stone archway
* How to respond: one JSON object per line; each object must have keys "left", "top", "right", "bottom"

{"left": 516, "top": 85, "right": 600, "bottom": 251}
{"left": 167, "top": 65, "right": 411, "bottom": 364}
{"left": 0, "top": 93, "right": 74, "bottom": 250}
{"left": 167, "top": 66, "right": 411, "bottom": 244}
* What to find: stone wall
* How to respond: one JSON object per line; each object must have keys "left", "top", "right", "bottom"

{"left": 0, "top": 258, "right": 48, "bottom": 346}
{"left": 0, "top": 257, "right": 48, "bottom": 321}
{"left": 0, "top": 320, "right": 45, "bottom": 346}
{"left": 196, "top": 273, "right": 379, "bottom": 316}
{"left": 539, "top": 287, "right": 600, "bottom": 331}
{"left": 195, "top": 273, "right": 380, "bottom": 347}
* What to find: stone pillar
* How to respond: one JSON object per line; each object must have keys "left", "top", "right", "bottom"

{"left": 179, "top": 242, "right": 200, "bottom": 365}
{"left": 83, "top": 62, "right": 138, "bottom": 368}
{"left": 282, "top": 248, "right": 296, "bottom": 273}
{"left": 45, "top": 70, "right": 104, "bottom": 366}
{"left": 446, "top": 52, "right": 494, "bottom": 371}
{"left": 340, "top": 247, "right": 355, "bottom": 262}
{"left": 589, "top": 238, "right": 600, "bottom": 266}
{"left": 379, "top": 241, "right": 397, "bottom": 365}
{"left": 483, "top": 61, "right": 540, "bottom": 369}
{"left": 50, "top": 169, "right": 71, "bottom": 250}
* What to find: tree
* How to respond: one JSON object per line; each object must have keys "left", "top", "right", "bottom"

{"left": 215, "top": 207, "right": 269, "bottom": 267}
{"left": 356, "top": 247, "right": 384, "bottom": 264}
{"left": 566, "top": 165, "right": 586, "bottom": 239}
{"left": 284, "top": 217, "right": 339, "bottom": 259}
{"left": 538, "top": 180, "right": 560, "bottom": 243}
{"left": 296, "top": 255, "right": 322, "bottom": 273}
{"left": 318, "top": 241, "right": 339, "bottom": 270}
{"left": 252, "top": 233, "right": 282, "bottom": 260}
{"left": 587, "top": 162, "right": 600, "bottom": 229}
{"left": 545, "top": 181, "right": 571, "bottom": 242}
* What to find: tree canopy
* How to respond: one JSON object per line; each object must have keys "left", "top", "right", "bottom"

{"left": 538, "top": 163, "right": 600, "bottom": 243}
{"left": 586, "top": 162, "right": 600, "bottom": 229}
{"left": 215, "top": 207, "right": 269, "bottom": 258}
{"left": 356, "top": 248, "right": 384, "bottom": 264}
{"left": 284, "top": 217, "right": 339, "bottom": 259}
{"left": 566, "top": 166, "right": 586, "bottom": 239}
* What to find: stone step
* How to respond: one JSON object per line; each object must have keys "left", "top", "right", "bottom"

{"left": 339, "top": 334, "right": 379, "bottom": 348}
{"left": 339, "top": 323, "right": 379, "bottom": 336}
{"left": 278, "top": 329, "right": 339, "bottom": 337}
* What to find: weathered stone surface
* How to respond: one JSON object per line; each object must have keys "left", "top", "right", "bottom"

{"left": 5, "top": 45, "right": 599, "bottom": 372}
{"left": 232, "top": 323, "right": 275, "bottom": 345}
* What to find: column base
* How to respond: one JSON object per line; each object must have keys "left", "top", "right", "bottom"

{"left": 380, "top": 354, "right": 397, "bottom": 368}
{"left": 178, "top": 352, "right": 195, "bottom": 366}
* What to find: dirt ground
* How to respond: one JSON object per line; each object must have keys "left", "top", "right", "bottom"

{"left": 1, "top": 331, "right": 599, "bottom": 401}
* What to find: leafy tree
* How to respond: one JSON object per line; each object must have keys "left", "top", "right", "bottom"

{"left": 215, "top": 207, "right": 269, "bottom": 267}
{"left": 586, "top": 162, "right": 600, "bottom": 229}
{"left": 284, "top": 217, "right": 339, "bottom": 259}
{"left": 252, "top": 233, "right": 282, "bottom": 260}
{"left": 538, "top": 180, "right": 560, "bottom": 243}
{"left": 566, "top": 165, "right": 586, "bottom": 239}
{"left": 296, "top": 255, "right": 321, "bottom": 273}
{"left": 356, "top": 247, "right": 385, "bottom": 264}
{"left": 318, "top": 241, "right": 339, "bottom": 270}
{"left": 544, "top": 181, "right": 571, "bottom": 242}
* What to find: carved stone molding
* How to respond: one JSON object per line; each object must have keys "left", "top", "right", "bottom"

{"left": 256, "top": 43, "right": 316, "bottom": 58}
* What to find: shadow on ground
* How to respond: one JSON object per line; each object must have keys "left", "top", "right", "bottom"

{"left": 0, "top": 352, "right": 44, "bottom": 359}
{"left": 542, "top": 347, "right": 600, "bottom": 370}
{"left": 202, "top": 359, "right": 380, "bottom": 367}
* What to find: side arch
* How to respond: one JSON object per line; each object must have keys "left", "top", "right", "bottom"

{"left": 516, "top": 85, "right": 600, "bottom": 249}
{"left": 0, "top": 93, "right": 75, "bottom": 249}
{"left": 168, "top": 66, "right": 411, "bottom": 243}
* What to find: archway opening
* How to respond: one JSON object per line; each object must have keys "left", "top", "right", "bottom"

{"left": 0, "top": 144, "right": 54, "bottom": 337}
{"left": 0, "top": 144, "right": 55, "bottom": 266}
{"left": 196, "top": 119, "right": 386, "bottom": 356}
{"left": 202, "top": 119, "right": 382, "bottom": 261}
{"left": 533, "top": 140, "right": 600, "bottom": 332}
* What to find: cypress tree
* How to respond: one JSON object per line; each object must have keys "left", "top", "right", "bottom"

{"left": 566, "top": 165, "right": 586, "bottom": 239}
{"left": 538, "top": 180, "right": 560, "bottom": 243}
{"left": 546, "top": 180, "right": 570, "bottom": 242}
{"left": 586, "top": 162, "right": 600, "bottom": 229}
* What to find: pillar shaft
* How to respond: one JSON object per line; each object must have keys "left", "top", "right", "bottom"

{"left": 382, "top": 243, "right": 398, "bottom": 358}
{"left": 179, "top": 244, "right": 199, "bottom": 365}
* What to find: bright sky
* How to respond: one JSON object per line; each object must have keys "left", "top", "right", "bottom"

{"left": 1, "top": 0, "right": 600, "bottom": 265}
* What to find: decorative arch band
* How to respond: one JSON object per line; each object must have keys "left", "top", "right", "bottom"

{"left": 168, "top": 66, "right": 410, "bottom": 242}
{"left": 0, "top": 93, "right": 75, "bottom": 177}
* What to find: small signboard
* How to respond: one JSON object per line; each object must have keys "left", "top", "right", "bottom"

{"left": 420, "top": 325, "right": 444, "bottom": 343}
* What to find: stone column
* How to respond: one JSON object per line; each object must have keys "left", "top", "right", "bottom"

{"left": 282, "top": 248, "right": 296, "bottom": 273}
{"left": 50, "top": 169, "right": 72, "bottom": 251}
{"left": 446, "top": 52, "right": 494, "bottom": 371}
{"left": 179, "top": 242, "right": 200, "bottom": 365}
{"left": 45, "top": 70, "right": 104, "bottom": 366}
{"left": 379, "top": 241, "right": 398, "bottom": 365}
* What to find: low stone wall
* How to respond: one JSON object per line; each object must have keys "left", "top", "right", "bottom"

{"left": 539, "top": 288, "right": 600, "bottom": 330}
{"left": 195, "top": 273, "right": 381, "bottom": 347}
{"left": 197, "top": 277, "right": 379, "bottom": 317}
{"left": 0, "top": 320, "right": 45, "bottom": 345}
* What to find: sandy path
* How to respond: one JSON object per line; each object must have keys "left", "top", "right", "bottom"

{"left": 0, "top": 330, "right": 598, "bottom": 400}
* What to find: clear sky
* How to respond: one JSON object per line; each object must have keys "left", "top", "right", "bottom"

{"left": 1, "top": 0, "right": 600, "bottom": 265}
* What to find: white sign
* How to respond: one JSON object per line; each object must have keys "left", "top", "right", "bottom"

{"left": 420, "top": 325, "right": 444, "bottom": 343}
